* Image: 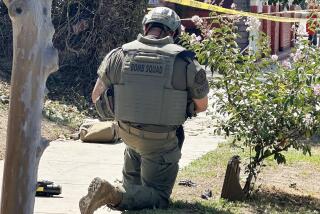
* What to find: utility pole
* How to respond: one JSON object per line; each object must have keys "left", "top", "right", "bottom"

{"left": 1, "top": 0, "right": 58, "bottom": 213}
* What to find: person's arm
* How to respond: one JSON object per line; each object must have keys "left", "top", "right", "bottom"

{"left": 92, "top": 47, "right": 124, "bottom": 104}
{"left": 187, "top": 59, "right": 209, "bottom": 113}
{"left": 193, "top": 96, "right": 208, "bottom": 113}
{"left": 92, "top": 78, "right": 106, "bottom": 104}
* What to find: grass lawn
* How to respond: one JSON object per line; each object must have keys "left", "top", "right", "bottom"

{"left": 127, "top": 142, "right": 320, "bottom": 214}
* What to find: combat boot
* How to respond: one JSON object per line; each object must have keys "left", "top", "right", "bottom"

{"left": 79, "top": 177, "right": 122, "bottom": 214}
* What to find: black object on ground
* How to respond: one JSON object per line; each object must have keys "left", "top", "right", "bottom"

{"left": 36, "top": 180, "right": 62, "bottom": 197}
{"left": 178, "top": 179, "right": 197, "bottom": 187}
{"left": 201, "top": 189, "right": 213, "bottom": 200}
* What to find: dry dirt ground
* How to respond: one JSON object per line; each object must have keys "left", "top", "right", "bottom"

{"left": 0, "top": 106, "right": 73, "bottom": 160}
{"left": 172, "top": 147, "right": 320, "bottom": 213}
{"left": 173, "top": 162, "right": 320, "bottom": 199}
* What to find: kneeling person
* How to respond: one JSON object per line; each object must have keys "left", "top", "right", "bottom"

{"left": 80, "top": 6, "right": 209, "bottom": 213}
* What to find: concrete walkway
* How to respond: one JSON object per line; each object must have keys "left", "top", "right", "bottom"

{"left": 0, "top": 112, "right": 224, "bottom": 213}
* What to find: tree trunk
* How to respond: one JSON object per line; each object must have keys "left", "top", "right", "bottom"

{"left": 1, "top": 0, "right": 58, "bottom": 213}
{"left": 221, "top": 155, "right": 245, "bottom": 201}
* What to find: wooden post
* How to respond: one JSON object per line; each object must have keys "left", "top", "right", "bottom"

{"left": 221, "top": 155, "right": 244, "bottom": 201}
{"left": 1, "top": 0, "right": 58, "bottom": 213}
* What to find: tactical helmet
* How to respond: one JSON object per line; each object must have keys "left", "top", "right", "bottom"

{"left": 142, "top": 7, "right": 181, "bottom": 34}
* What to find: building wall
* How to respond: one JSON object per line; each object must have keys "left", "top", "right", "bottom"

{"left": 251, "top": 2, "right": 296, "bottom": 55}
{"left": 235, "top": 0, "right": 251, "bottom": 51}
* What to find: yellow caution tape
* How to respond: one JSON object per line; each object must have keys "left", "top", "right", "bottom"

{"left": 266, "top": 9, "right": 320, "bottom": 15}
{"left": 164, "top": 0, "right": 308, "bottom": 22}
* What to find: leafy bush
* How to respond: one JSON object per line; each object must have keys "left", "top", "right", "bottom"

{"left": 49, "top": 0, "right": 148, "bottom": 102}
{"left": 43, "top": 100, "right": 86, "bottom": 128}
{"left": 0, "top": 0, "right": 149, "bottom": 111}
{"left": 181, "top": 14, "right": 320, "bottom": 195}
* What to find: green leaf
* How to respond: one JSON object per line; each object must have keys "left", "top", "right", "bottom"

{"left": 264, "top": 149, "right": 272, "bottom": 157}
{"left": 274, "top": 152, "right": 286, "bottom": 164}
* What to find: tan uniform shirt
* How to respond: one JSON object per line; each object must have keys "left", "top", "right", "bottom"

{"left": 97, "top": 39, "right": 209, "bottom": 131}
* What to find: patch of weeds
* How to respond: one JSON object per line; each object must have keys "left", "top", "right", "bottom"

{"left": 264, "top": 146, "right": 320, "bottom": 167}
{"left": 283, "top": 147, "right": 320, "bottom": 166}
{"left": 0, "top": 80, "right": 10, "bottom": 109}
{"left": 0, "top": 102, "right": 7, "bottom": 110}
{"left": 180, "top": 142, "right": 244, "bottom": 178}
{"left": 0, "top": 79, "right": 93, "bottom": 129}
{"left": 126, "top": 199, "right": 241, "bottom": 214}
{"left": 248, "top": 188, "right": 320, "bottom": 214}
{"left": 42, "top": 100, "right": 87, "bottom": 128}
{"left": 172, "top": 199, "right": 243, "bottom": 214}
{"left": 170, "top": 142, "right": 320, "bottom": 214}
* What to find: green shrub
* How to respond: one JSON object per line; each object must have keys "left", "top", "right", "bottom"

{"left": 181, "top": 14, "right": 320, "bottom": 195}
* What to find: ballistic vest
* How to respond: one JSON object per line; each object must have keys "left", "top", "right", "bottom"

{"left": 114, "top": 35, "right": 188, "bottom": 126}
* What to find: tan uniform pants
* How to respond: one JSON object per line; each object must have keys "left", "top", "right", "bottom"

{"left": 117, "top": 127, "right": 181, "bottom": 210}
